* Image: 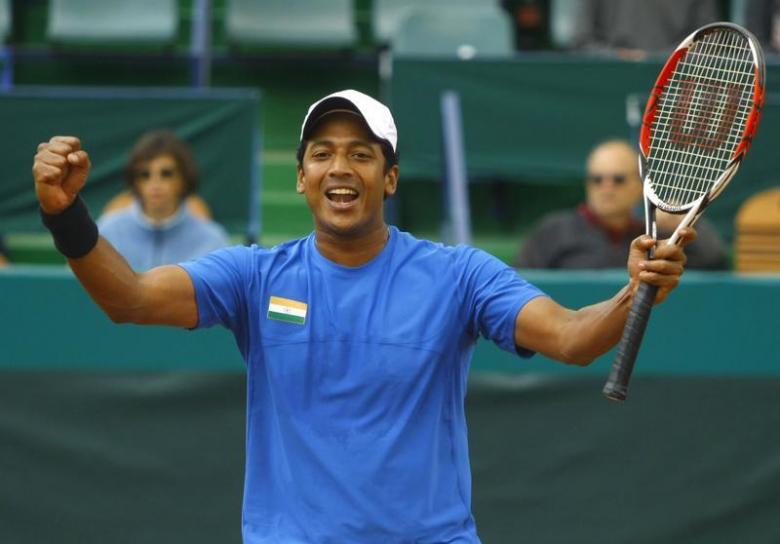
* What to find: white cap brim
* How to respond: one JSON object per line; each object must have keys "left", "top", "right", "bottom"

{"left": 300, "top": 89, "right": 398, "bottom": 153}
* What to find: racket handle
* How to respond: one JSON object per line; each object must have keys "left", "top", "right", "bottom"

{"left": 603, "top": 282, "right": 659, "bottom": 402}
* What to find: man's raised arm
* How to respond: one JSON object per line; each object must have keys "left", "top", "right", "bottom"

{"left": 34, "top": 136, "right": 197, "bottom": 328}
{"left": 514, "top": 231, "right": 695, "bottom": 366}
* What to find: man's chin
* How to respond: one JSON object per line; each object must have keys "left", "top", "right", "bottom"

{"left": 316, "top": 216, "right": 383, "bottom": 239}
{"left": 318, "top": 219, "right": 362, "bottom": 237}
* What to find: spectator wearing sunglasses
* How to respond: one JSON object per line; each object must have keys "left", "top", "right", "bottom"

{"left": 515, "top": 139, "right": 728, "bottom": 269}
{"left": 97, "top": 130, "right": 229, "bottom": 271}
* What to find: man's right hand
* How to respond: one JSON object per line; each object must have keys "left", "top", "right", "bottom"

{"left": 33, "top": 136, "right": 91, "bottom": 215}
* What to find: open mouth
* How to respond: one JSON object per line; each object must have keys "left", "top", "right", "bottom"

{"left": 325, "top": 187, "right": 359, "bottom": 204}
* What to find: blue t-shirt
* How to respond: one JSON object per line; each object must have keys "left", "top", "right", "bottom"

{"left": 180, "top": 227, "right": 545, "bottom": 543}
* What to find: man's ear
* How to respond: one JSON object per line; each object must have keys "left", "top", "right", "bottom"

{"left": 384, "top": 165, "right": 399, "bottom": 198}
{"left": 296, "top": 164, "right": 305, "bottom": 194}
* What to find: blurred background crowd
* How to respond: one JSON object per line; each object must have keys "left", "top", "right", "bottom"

{"left": 1, "top": 0, "right": 779, "bottom": 272}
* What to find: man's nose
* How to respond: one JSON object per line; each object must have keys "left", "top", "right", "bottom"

{"left": 328, "top": 152, "right": 353, "bottom": 177}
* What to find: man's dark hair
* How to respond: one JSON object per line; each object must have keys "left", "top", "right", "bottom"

{"left": 296, "top": 138, "right": 398, "bottom": 174}
{"left": 125, "top": 129, "right": 199, "bottom": 197}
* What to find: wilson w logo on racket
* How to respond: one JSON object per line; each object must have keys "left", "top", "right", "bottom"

{"left": 669, "top": 80, "right": 742, "bottom": 149}
{"left": 603, "top": 22, "right": 765, "bottom": 402}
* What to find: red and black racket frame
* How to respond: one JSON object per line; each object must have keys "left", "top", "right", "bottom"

{"left": 603, "top": 22, "right": 766, "bottom": 402}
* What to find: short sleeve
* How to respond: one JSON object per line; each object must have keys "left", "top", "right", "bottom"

{"left": 178, "top": 245, "right": 252, "bottom": 331}
{"left": 458, "top": 246, "right": 547, "bottom": 357}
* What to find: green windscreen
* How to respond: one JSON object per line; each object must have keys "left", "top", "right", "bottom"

{"left": 0, "top": 86, "right": 260, "bottom": 237}
{"left": 390, "top": 57, "right": 780, "bottom": 241}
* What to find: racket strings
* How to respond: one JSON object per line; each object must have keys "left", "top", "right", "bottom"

{"left": 648, "top": 28, "right": 755, "bottom": 208}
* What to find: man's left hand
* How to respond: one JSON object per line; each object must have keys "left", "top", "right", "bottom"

{"left": 627, "top": 227, "right": 697, "bottom": 304}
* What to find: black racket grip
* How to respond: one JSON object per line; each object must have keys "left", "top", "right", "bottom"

{"left": 603, "top": 282, "right": 659, "bottom": 402}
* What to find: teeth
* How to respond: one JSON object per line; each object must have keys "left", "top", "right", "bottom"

{"left": 328, "top": 188, "right": 357, "bottom": 195}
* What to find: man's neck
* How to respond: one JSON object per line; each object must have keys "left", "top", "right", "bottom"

{"left": 315, "top": 223, "right": 390, "bottom": 267}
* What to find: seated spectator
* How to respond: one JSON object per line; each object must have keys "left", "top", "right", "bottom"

{"left": 0, "top": 235, "right": 9, "bottom": 267}
{"left": 98, "top": 130, "right": 229, "bottom": 271}
{"left": 514, "top": 139, "right": 728, "bottom": 270}
{"left": 571, "top": 0, "right": 720, "bottom": 60}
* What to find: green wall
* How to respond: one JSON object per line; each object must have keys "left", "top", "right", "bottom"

{"left": 0, "top": 88, "right": 259, "bottom": 235}
{"left": 390, "top": 57, "right": 780, "bottom": 242}
{"left": 3, "top": 370, "right": 779, "bottom": 544}
{"left": 3, "top": 267, "right": 778, "bottom": 377}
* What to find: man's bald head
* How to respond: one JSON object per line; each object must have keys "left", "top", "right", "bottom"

{"left": 584, "top": 139, "right": 643, "bottom": 228}
{"left": 586, "top": 140, "right": 639, "bottom": 178}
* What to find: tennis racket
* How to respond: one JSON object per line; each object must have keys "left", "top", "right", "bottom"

{"left": 603, "top": 22, "right": 765, "bottom": 402}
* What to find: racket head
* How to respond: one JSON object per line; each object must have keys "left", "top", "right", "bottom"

{"left": 639, "top": 22, "right": 765, "bottom": 215}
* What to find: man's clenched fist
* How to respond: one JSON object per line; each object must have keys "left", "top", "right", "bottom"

{"left": 33, "top": 136, "right": 91, "bottom": 215}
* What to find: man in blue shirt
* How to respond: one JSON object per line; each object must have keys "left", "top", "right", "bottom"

{"left": 33, "top": 90, "right": 694, "bottom": 543}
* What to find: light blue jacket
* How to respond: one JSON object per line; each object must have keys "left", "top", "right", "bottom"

{"left": 98, "top": 201, "right": 230, "bottom": 271}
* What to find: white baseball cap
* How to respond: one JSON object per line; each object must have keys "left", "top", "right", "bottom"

{"left": 300, "top": 89, "right": 398, "bottom": 153}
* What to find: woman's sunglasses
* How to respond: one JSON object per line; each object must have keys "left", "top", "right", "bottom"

{"left": 136, "top": 167, "right": 178, "bottom": 180}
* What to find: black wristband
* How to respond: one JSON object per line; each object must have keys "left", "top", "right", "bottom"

{"left": 40, "top": 196, "right": 99, "bottom": 259}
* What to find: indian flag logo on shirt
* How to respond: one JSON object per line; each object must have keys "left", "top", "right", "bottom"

{"left": 267, "top": 296, "right": 308, "bottom": 325}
